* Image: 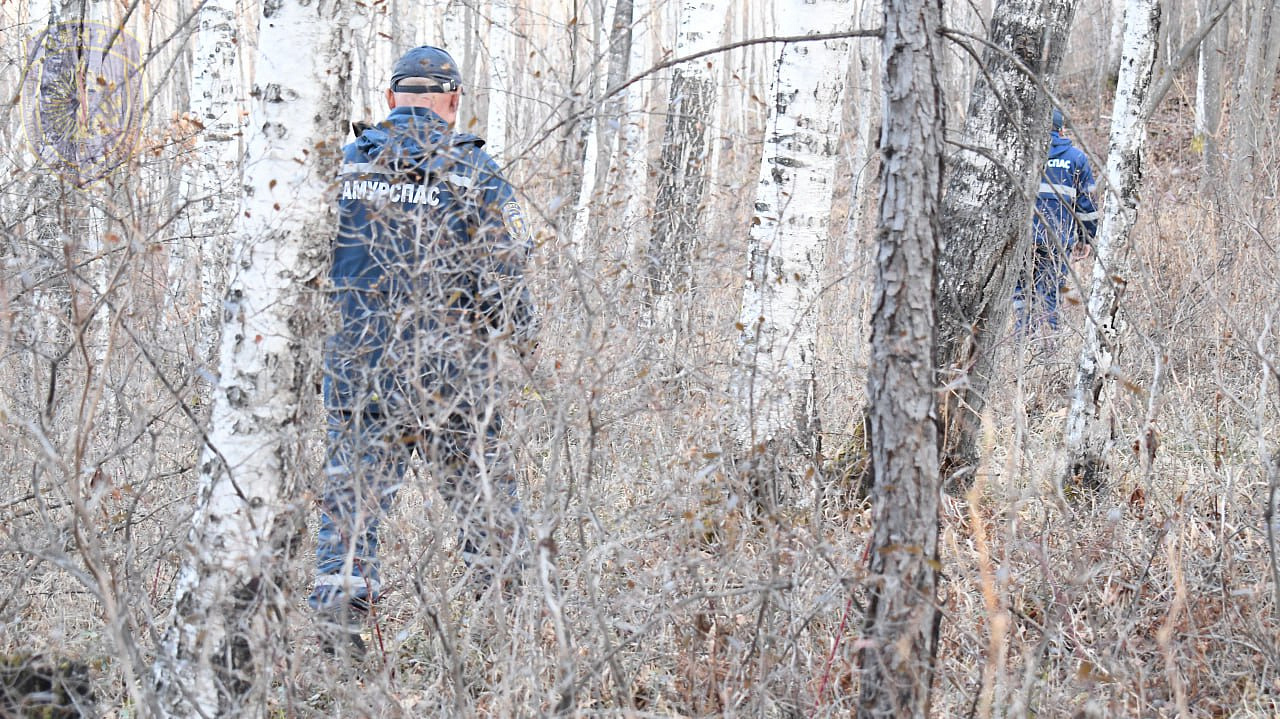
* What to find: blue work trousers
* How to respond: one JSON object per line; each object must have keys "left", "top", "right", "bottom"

{"left": 1013, "top": 243, "right": 1070, "bottom": 332}
{"left": 309, "top": 406, "right": 522, "bottom": 612}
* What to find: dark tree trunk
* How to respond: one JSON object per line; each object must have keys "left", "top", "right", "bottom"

{"left": 933, "top": 0, "right": 1079, "bottom": 490}
{"left": 645, "top": 0, "right": 723, "bottom": 322}
{"left": 856, "top": 0, "right": 945, "bottom": 712}
{"left": 648, "top": 70, "right": 716, "bottom": 302}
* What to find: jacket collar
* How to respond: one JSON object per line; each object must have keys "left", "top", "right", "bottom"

{"left": 387, "top": 106, "right": 450, "bottom": 131}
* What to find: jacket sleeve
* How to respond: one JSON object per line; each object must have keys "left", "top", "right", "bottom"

{"left": 1074, "top": 157, "right": 1100, "bottom": 241}
{"left": 459, "top": 147, "right": 538, "bottom": 352}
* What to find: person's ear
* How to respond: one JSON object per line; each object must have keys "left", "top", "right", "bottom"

{"left": 449, "top": 92, "right": 460, "bottom": 113}
{"left": 386, "top": 88, "right": 397, "bottom": 109}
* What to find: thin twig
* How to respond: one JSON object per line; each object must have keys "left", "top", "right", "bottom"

{"left": 1141, "top": 0, "right": 1236, "bottom": 120}
{"left": 508, "top": 28, "right": 884, "bottom": 178}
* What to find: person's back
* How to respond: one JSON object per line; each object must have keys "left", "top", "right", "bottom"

{"left": 327, "top": 106, "right": 534, "bottom": 419}
{"left": 312, "top": 45, "right": 535, "bottom": 657}
{"left": 1034, "top": 122, "right": 1097, "bottom": 251}
{"left": 1016, "top": 109, "right": 1099, "bottom": 332}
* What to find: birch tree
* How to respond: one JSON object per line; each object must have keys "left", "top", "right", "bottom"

{"left": 857, "top": 0, "right": 945, "bottom": 711}
{"left": 620, "top": 0, "right": 653, "bottom": 255}
{"left": 594, "top": 0, "right": 635, "bottom": 206}
{"left": 74, "top": 0, "right": 121, "bottom": 458}
{"left": 934, "top": 0, "right": 1078, "bottom": 487}
{"left": 485, "top": 0, "right": 514, "bottom": 161}
{"left": 183, "top": 0, "right": 242, "bottom": 367}
{"left": 734, "top": 5, "right": 853, "bottom": 503}
{"left": 554, "top": 0, "right": 592, "bottom": 241}
{"left": 568, "top": 0, "right": 614, "bottom": 255}
{"left": 646, "top": 0, "right": 725, "bottom": 318}
{"left": 154, "top": 0, "right": 350, "bottom": 713}
{"left": 1063, "top": 0, "right": 1160, "bottom": 491}
{"left": 433, "top": 0, "right": 472, "bottom": 130}
{"left": 1225, "top": 0, "right": 1280, "bottom": 212}
{"left": 1194, "top": 0, "right": 1227, "bottom": 187}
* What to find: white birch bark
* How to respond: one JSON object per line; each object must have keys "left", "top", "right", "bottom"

{"left": 438, "top": 1, "right": 468, "bottom": 64}
{"left": 185, "top": 0, "right": 243, "bottom": 368}
{"left": 734, "top": 4, "right": 852, "bottom": 485}
{"left": 1194, "top": 0, "right": 1227, "bottom": 186}
{"left": 485, "top": 0, "right": 514, "bottom": 161}
{"left": 85, "top": 0, "right": 124, "bottom": 438}
{"left": 568, "top": 105, "right": 602, "bottom": 257}
{"left": 568, "top": 0, "right": 614, "bottom": 256}
{"left": 594, "top": 0, "right": 635, "bottom": 203}
{"left": 621, "top": 0, "right": 652, "bottom": 259}
{"left": 154, "top": 0, "right": 350, "bottom": 714}
{"left": 1063, "top": 0, "right": 1160, "bottom": 490}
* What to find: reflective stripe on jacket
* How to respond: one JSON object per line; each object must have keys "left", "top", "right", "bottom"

{"left": 1035, "top": 131, "right": 1099, "bottom": 250}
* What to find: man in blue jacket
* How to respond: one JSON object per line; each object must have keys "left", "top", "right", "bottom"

{"left": 1014, "top": 109, "right": 1099, "bottom": 332}
{"left": 311, "top": 46, "right": 536, "bottom": 653}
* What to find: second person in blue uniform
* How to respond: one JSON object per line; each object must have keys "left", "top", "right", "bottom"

{"left": 1015, "top": 109, "right": 1099, "bottom": 332}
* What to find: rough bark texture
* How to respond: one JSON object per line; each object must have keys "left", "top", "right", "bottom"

{"left": 646, "top": 0, "right": 724, "bottom": 308}
{"left": 1064, "top": 0, "right": 1160, "bottom": 491}
{"left": 856, "top": 0, "right": 945, "bottom": 712}
{"left": 154, "top": 0, "right": 350, "bottom": 714}
{"left": 734, "top": 2, "right": 852, "bottom": 502}
{"left": 934, "top": 0, "right": 1078, "bottom": 489}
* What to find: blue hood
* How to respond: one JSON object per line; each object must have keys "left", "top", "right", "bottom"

{"left": 1048, "top": 131, "right": 1074, "bottom": 160}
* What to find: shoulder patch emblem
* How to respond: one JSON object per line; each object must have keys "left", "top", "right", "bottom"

{"left": 502, "top": 201, "right": 530, "bottom": 242}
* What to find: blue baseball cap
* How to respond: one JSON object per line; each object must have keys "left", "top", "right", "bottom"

{"left": 390, "top": 45, "right": 463, "bottom": 93}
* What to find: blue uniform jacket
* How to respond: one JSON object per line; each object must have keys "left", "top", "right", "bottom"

{"left": 325, "top": 106, "right": 535, "bottom": 416}
{"left": 1035, "top": 131, "right": 1099, "bottom": 251}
